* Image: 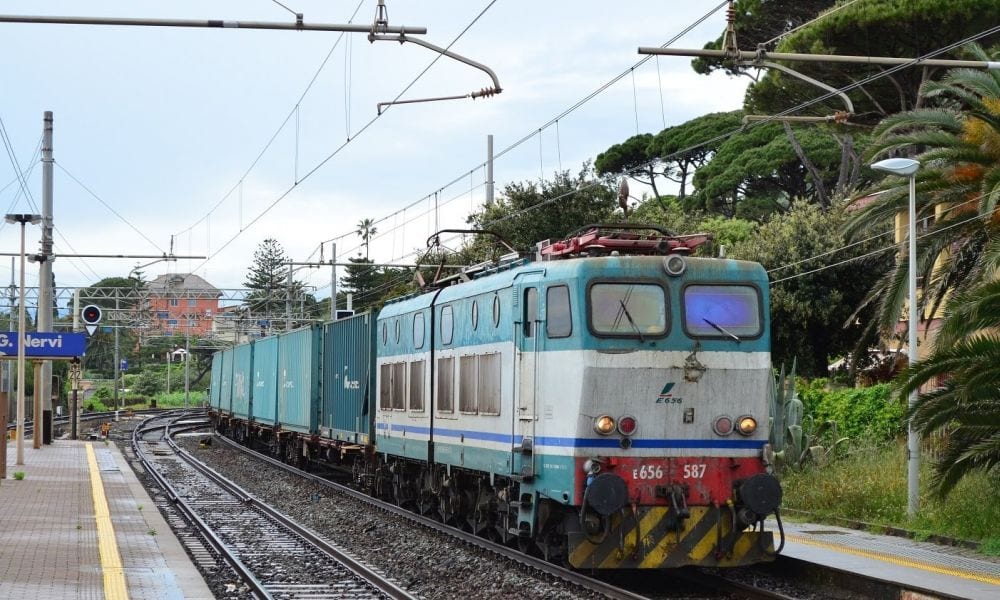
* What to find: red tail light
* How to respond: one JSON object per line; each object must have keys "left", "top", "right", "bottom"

{"left": 618, "top": 415, "right": 637, "bottom": 436}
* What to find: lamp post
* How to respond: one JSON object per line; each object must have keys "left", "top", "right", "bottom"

{"left": 871, "top": 157, "right": 921, "bottom": 517}
{"left": 5, "top": 213, "right": 42, "bottom": 466}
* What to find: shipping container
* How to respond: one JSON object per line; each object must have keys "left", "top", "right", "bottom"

{"left": 218, "top": 348, "right": 234, "bottom": 414}
{"left": 231, "top": 342, "right": 253, "bottom": 419}
{"left": 252, "top": 335, "right": 279, "bottom": 425}
{"left": 209, "top": 351, "right": 223, "bottom": 410}
{"left": 277, "top": 326, "right": 322, "bottom": 433}
{"left": 322, "top": 313, "right": 376, "bottom": 443}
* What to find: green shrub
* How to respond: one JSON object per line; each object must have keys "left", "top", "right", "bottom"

{"left": 84, "top": 399, "right": 110, "bottom": 413}
{"left": 92, "top": 386, "right": 112, "bottom": 400}
{"left": 783, "top": 440, "right": 1000, "bottom": 543}
{"left": 798, "top": 381, "right": 903, "bottom": 441}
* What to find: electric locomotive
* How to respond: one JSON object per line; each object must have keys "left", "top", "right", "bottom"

{"left": 210, "top": 224, "right": 783, "bottom": 569}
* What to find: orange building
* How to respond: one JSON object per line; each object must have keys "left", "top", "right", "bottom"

{"left": 146, "top": 273, "right": 221, "bottom": 336}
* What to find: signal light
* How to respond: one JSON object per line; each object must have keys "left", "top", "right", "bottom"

{"left": 713, "top": 415, "right": 733, "bottom": 436}
{"left": 617, "top": 415, "right": 637, "bottom": 436}
{"left": 81, "top": 305, "right": 102, "bottom": 325}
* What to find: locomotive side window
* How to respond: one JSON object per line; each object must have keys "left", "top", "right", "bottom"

{"left": 589, "top": 282, "right": 667, "bottom": 337}
{"left": 413, "top": 313, "right": 425, "bottom": 349}
{"left": 441, "top": 305, "right": 454, "bottom": 345}
{"left": 381, "top": 322, "right": 388, "bottom": 346}
{"left": 408, "top": 360, "right": 425, "bottom": 411}
{"left": 471, "top": 300, "right": 479, "bottom": 330}
{"left": 546, "top": 285, "right": 572, "bottom": 338}
{"left": 492, "top": 294, "right": 501, "bottom": 328}
{"left": 478, "top": 353, "right": 501, "bottom": 415}
{"left": 683, "top": 284, "right": 762, "bottom": 339}
{"left": 437, "top": 357, "right": 455, "bottom": 413}
{"left": 391, "top": 363, "right": 406, "bottom": 410}
{"left": 459, "top": 355, "right": 478, "bottom": 413}
{"left": 379, "top": 364, "right": 392, "bottom": 409}
{"left": 524, "top": 288, "right": 538, "bottom": 337}
{"left": 394, "top": 319, "right": 401, "bottom": 343}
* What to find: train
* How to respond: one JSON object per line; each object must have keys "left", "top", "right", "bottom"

{"left": 209, "top": 224, "right": 784, "bottom": 569}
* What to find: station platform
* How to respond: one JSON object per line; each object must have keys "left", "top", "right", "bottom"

{"left": 0, "top": 437, "right": 213, "bottom": 599}
{"left": 771, "top": 516, "right": 1000, "bottom": 599}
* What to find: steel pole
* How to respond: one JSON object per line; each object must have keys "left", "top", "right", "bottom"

{"left": 330, "top": 243, "right": 337, "bottom": 320}
{"left": 907, "top": 174, "right": 920, "bottom": 517}
{"left": 637, "top": 47, "right": 1000, "bottom": 70}
{"left": 15, "top": 222, "right": 26, "bottom": 465}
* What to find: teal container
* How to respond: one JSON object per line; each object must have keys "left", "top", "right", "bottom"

{"left": 209, "top": 352, "right": 224, "bottom": 410}
{"left": 252, "top": 335, "right": 279, "bottom": 425}
{"left": 277, "top": 326, "right": 322, "bottom": 433}
{"left": 231, "top": 343, "right": 253, "bottom": 419}
{"left": 218, "top": 348, "right": 234, "bottom": 414}
{"left": 322, "top": 313, "right": 376, "bottom": 444}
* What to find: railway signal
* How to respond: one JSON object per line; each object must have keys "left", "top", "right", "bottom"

{"left": 81, "top": 304, "right": 102, "bottom": 335}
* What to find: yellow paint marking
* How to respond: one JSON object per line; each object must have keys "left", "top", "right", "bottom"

{"left": 86, "top": 444, "right": 130, "bottom": 600}
{"left": 786, "top": 533, "right": 1000, "bottom": 586}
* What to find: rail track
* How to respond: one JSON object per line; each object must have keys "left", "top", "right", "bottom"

{"left": 132, "top": 411, "right": 417, "bottom": 600}
{"left": 200, "top": 420, "right": 810, "bottom": 600}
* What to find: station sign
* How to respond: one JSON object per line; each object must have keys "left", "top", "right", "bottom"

{"left": 0, "top": 332, "right": 88, "bottom": 358}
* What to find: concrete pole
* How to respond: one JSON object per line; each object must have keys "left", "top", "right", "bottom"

{"left": 286, "top": 266, "right": 293, "bottom": 331}
{"left": 184, "top": 325, "right": 190, "bottom": 408}
{"left": 39, "top": 111, "right": 54, "bottom": 437}
{"left": 330, "top": 242, "right": 337, "bottom": 320}
{"left": 6, "top": 257, "right": 13, "bottom": 431}
{"left": 113, "top": 292, "right": 120, "bottom": 411}
{"left": 486, "top": 134, "right": 494, "bottom": 206}
{"left": 15, "top": 221, "right": 27, "bottom": 465}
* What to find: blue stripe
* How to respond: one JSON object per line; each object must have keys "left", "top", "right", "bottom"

{"left": 374, "top": 422, "right": 764, "bottom": 450}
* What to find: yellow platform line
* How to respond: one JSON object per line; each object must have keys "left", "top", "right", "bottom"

{"left": 86, "top": 443, "right": 130, "bottom": 600}
{"left": 786, "top": 533, "right": 1000, "bottom": 586}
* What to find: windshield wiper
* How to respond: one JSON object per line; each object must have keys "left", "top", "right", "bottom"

{"left": 703, "top": 318, "right": 740, "bottom": 343}
{"left": 620, "top": 299, "right": 646, "bottom": 343}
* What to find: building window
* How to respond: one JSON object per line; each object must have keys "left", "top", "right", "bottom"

{"left": 188, "top": 298, "right": 197, "bottom": 307}
{"left": 188, "top": 319, "right": 196, "bottom": 328}
{"left": 157, "top": 312, "right": 168, "bottom": 319}
{"left": 169, "top": 298, "right": 179, "bottom": 307}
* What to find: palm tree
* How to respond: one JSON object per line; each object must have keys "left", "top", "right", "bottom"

{"left": 846, "top": 44, "right": 1000, "bottom": 342}
{"left": 356, "top": 218, "right": 378, "bottom": 259}
{"left": 847, "top": 44, "right": 1000, "bottom": 496}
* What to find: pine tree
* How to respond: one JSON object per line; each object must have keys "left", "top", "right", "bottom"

{"left": 244, "top": 239, "right": 295, "bottom": 320}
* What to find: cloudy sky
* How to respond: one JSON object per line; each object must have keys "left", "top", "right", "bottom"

{"left": 0, "top": 0, "right": 749, "bottom": 304}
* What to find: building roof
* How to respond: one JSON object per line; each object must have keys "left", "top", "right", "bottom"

{"left": 147, "top": 273, "right": 221, "bottom": 298}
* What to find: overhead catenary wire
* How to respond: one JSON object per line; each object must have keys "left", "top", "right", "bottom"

{"left": 191, "top": 0, "right": 500, "bottom": 274}
{"left": 309, "top": 0, "right": 729, "bottom": 261}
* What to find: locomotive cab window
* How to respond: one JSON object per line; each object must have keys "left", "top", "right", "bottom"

{"left": 546, "top": 285, "right": 572, "bottom": 338}
{"left": 523, "top": 288, "right": 538, "bottom": 338}
{"left": 683, "top": 284, "right": 762, "bottom": 339}
{"left": 589, "top": 282, "right": 667, "bottom": 337}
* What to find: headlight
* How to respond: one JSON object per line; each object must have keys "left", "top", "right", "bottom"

{"left": 737, "top": 415, "right": 757, "bottom": 436}
{"left": 594, "top": 415, "right": 616, "bottom": 435}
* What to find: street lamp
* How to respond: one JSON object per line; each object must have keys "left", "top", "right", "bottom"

{"left": 870, "top": 157, "right": 921, "bottom": 517}
{"left": 5, "top": 213, "right": 42, "bottom": 466}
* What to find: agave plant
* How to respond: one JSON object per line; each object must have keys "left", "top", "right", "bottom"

{"left": 769, "top": 361, "right": 848, "bottom": 470}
